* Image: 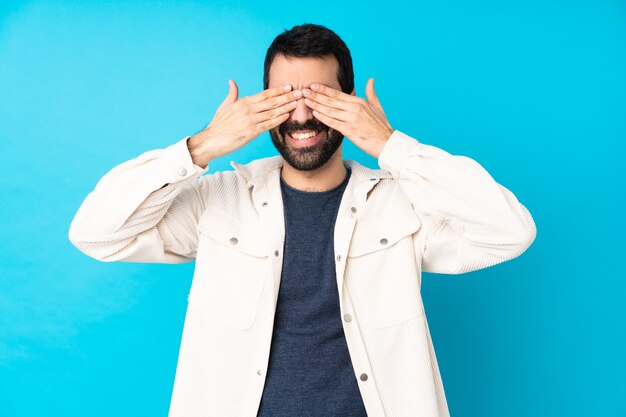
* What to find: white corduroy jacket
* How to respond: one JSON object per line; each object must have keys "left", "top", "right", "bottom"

{"left": 68, "top": 130, "right": 536, "bottom": 417}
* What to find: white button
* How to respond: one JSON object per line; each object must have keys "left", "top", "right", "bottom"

{"left": 257, "top": 369, "right": 262, "bottom": 376}
{"left": 343, "top": 313, "right": 352, "bottom": 322}
{"left": 177, "top": 167, "right": 188, "bottom": 176}
{"left": 360, "top": 373, "right": 368, "bottom": 381}
{"left": 379, "top": 238, "right": 388, "bottom": 245}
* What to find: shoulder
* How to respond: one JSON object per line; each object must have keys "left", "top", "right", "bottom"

{"left": 197, "top": 155, "right": 281, "bottom": 216}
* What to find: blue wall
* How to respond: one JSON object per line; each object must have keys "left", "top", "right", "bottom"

{"left": 1, "top": 1, "right": 624, "bottom": 416}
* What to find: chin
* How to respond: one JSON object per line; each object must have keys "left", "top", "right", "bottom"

{"left": 270, "top": 126, "right": 343, "bottom": 172}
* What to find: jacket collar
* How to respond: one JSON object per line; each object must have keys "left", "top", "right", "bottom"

{"left": 230, "top": 155, "right": 392, "bottom": 189}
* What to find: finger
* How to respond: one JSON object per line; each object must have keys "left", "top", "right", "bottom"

{"left": 365, "top": 77, "right": 388, "bottom": 118}
{"left": 217, "top": 79, "right": 239, "bottom": 111}
{"left": 252, "top": 99, "right": 298, "bottom": 123}
{"left": 248, "top": 84, "right": 293, "bottom": 104}
{"left": 303, "top": 97, "right": 352, "bottom": 122}
{"left": 365, "top": 78, "right": 381, "bottom": 107}
{"left": 309, "top": 83, "right": 360, "bottom": 103}
{"left": 253, "top": 111, "right": 291, "bottom": 135}
{"left": 302, "top": 88, "right": 355, "bottom": 112}
{"left": 311, "top": 109, "right": 346, "bottom": 132}
{"left": 252, "top": 89, "right": 302, "bottom": 113}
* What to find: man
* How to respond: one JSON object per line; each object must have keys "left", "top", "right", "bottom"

{"left": 68, "top": 23, "right": 536, "bottom": 417}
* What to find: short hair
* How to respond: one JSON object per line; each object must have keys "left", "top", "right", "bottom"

{"left": 263, "top": 23, "right": 354, "bottom": 94}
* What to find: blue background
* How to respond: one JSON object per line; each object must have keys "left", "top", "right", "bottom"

{"left": 1, "top": 1, "right": 624, "bottom": 416}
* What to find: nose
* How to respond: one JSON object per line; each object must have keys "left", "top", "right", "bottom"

{"left": 289, "top": 93, "right": 314, "bottom": 125}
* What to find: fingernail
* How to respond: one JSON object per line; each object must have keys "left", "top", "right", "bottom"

{"left": 310, "top": 83, "right": 319, "bottom": 90}
{"left": 292, "top": 90, "right": 302, "bottom": 98}
{"left": 283, "top": 84, "right": 292, "bottom": 91}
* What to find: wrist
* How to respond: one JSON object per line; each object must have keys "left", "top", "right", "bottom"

{"left": 187, "top": 131, "right": 214, "bottom": 169}
{"left": 371, "top": 127, "right": 395, "bottom": 159}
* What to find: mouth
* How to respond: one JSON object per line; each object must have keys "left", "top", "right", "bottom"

{"left": 285, "top": 129, "right": 324, "bottom": 148}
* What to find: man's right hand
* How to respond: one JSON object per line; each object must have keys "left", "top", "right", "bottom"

{"left": 187, "top": 80, "right": 302, "bottom": 168}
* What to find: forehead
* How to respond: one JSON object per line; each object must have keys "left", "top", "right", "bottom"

{"left": 268, "top": 54, "right": 340, "bottom": 89}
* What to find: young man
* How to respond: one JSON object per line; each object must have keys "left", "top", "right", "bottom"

{"left": 69, "top": 23, "right": 536, "bottom": 417}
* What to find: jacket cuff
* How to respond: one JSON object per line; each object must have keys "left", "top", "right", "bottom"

{"left": 377, "top": 130, "right": 420, "bottom": 177}
{"left": 162, "top": 136, "right": 209, "bottom": 183}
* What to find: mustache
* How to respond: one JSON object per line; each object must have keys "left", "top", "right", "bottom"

{"left": 280, "top": 120, "right": 327, "bottom": 136}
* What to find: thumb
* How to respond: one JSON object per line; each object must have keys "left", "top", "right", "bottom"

{"left": 365, "top": 77, "right": 382, "bottom": 108}
{"left": 218, "top": 79, "right": 239, "bottom": 109}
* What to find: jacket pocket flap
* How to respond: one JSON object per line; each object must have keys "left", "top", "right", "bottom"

{"left": 197, "top": 205, "right": 268, "bottom": 258}
{"left": 348, "top": 212, "right": 421, "bottom": 257}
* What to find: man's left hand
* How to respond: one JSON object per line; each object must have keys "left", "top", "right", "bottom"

{"left": 302, "top": 78, "right": 394, "bottom": 159}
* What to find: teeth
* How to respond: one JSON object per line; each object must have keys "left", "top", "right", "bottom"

{"left": 290, "top": 130, "right": 319, "bottom": 140}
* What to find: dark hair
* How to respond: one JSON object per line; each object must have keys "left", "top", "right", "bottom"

{"left": 263, "top": 23, "right": 354, "bottom": 94}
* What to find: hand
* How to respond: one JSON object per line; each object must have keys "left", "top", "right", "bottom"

{"left": 188, "top": 80, "right": 302, "bottom": 167}
{"left": 301, "top": 78, "right": 394, "bottom": 158}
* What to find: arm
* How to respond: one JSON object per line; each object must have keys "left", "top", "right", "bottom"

{"left": 297, "top": 80, "right": 535, "bottom": 272}
{"left": 68, "top": 81, "right": 302, "bottom": 263}
{"left": 68, "top": 136, "right": 210, "bottom": 263}
{"left": 378, "top": 130, "right": 536, "bottom": 274}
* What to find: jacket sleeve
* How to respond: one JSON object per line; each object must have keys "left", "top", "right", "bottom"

{"left": 68, "top": 136, "right": 210, "bottom": 263}
{"left": 377, "top": 130, "right": 536, "bottom": 274}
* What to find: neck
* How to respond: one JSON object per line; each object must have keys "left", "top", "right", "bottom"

{"left": 280, "top": 149, "right": 347, "bottom": 192}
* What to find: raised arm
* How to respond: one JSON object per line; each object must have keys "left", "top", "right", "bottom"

{"left": 297, "top": 79, "right": 536, "bottom": 273}
{"left": 68, "top": 80, "right": 301, "bottom": 263}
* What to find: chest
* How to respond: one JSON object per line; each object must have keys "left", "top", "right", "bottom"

{"left": 188, "top": 177, "right": 425, "bottom": 331}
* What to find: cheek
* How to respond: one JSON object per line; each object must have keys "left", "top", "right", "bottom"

{"left": 275, "top": 128, "right": 287, "bottom": 142}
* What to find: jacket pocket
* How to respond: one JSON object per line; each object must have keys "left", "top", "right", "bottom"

{"left": 346, "top": 210, "right": 424, "bottom": 328}
{"left": 188, "top": 205, "right": 269, "bottom": 331}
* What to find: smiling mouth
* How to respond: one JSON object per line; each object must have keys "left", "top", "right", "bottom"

{"left": 285, "top": 129, "right": 324, "bottom": 148}
{"left": 287, "top": 130, "right": 321, "bottom": 140}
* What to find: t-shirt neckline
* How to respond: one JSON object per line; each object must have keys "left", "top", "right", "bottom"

{"left": 280, "top": 167, "right": 352, "bottom": 195}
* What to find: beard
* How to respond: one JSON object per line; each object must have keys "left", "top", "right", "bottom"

{"left": 269, "top": 118, "right": 344, "bottom": 171}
